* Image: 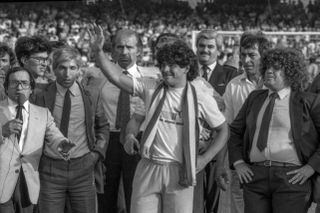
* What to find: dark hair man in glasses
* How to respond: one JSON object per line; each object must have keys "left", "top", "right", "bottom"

{"left": 14, "top": 36, "right": 52, "bottom": 99}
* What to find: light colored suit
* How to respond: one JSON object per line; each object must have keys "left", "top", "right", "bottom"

{"left": 0, "top": 99, "right": 66, "bottom": 204}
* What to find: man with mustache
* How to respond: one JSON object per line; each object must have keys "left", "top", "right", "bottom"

{"left": 0, "top": 43, "right": 16, "bottom": 101}
{"left": 194, "top": 29, "right": 238, "bottom": 213}
{"left": 96, "top": 29, "right": 160, "bottom": 213}
{"left": 34, "top": 46, "right": 109, "bottom": 213}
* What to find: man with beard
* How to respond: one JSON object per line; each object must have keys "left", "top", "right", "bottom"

{"left": 96, "top": 29, "right": 159, "bottom": 213}
{"left": 0, "top": 43, "right": 16, "bottom": 100}
{"left": 194, "top": 29, "right": 238, "bottom": 213}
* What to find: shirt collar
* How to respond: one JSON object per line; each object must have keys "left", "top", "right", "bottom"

{"left": 8, "top": 97, "right": 30, "bottom": 113}
{"left": 126, "top": 63, "right": 138, "bottom": 76}
{"left": 268, "top": 87, "right": 291, "bottom": 100}
{"left": 200, "top": 61, "right": 217, "bottom": 72}
{"left": 239, "top": 72, "right": 264, "bottom": 89}
{"left": 56, "top": 81, "right": 79, "bottom": 97}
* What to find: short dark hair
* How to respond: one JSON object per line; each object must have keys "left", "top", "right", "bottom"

{"left": 0, "top": 42, "right": 16, "bottom": 66}
{"left": 240, "top": 32, "right": 271, "bottom": 56}
{"left": 156, "top": 40, "right": 198, "bottom": 81}
{"left": 15, "top": 36, "right": 51, "bottom": 66}
{"left": 4, "top": 66, "right": 35, "bottom": 91}
{"left": 261, "top": 47, "right": 307, "bottom": 91}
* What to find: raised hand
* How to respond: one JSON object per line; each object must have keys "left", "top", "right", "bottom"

{"left": 87, "top": 23, "right": 105, "bottom": 53}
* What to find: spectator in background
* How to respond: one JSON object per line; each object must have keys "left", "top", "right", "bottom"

{"left": 307, "top": 56, "right": 319, "bottom": 85}
{"left": 14, "top": 36, "right": 52, "bottom": 99}
{"left": 0, "top": 42, "right": 16, "bottom": 100}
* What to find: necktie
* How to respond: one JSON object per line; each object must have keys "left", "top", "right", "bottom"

{"left": 14, "top": 105, "right": 32, "bottom": 207}
{"left": 202, "top": 65, "right": 209, "bottom": 81}
{"left": 16, "top": 105, "right": 23, "bottom": 143}
{"left": 60, "top": 89, "right": 71, "bottom": 137}
{"left": 257, "top": 92, "right": 279, "bottom": 151}
{"left": 115, "top": 71, "right": 130, "bottom": 130}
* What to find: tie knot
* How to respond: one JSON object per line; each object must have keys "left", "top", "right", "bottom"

{"left": 269, "top": 92, "right": 279, "bottom": 100}
{"left": 202, "top": 65, "right": 210, "bottom": 72}
{"left": 16, "top": 105, "right": 24, "bottom": 110}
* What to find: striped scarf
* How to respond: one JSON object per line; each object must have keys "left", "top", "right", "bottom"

{"left": 140, "top": 81, "right": 199, "bottom": 187}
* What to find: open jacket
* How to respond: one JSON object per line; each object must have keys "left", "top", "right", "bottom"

{"left": 33, "top": 81, "right": 110, "bottom": 193}
{"left": 228, "top": 89, "right": 320, "bottom": 174}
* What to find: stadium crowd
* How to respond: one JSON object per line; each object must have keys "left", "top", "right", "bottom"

{"left": 1, "top": 1, "right": 320, "bottom": 213}
{"left": 1, "top": 0, "right": 320, "bottom": 66}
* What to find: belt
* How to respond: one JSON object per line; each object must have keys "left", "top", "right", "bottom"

{"left": 252, "top": 160, "right": 299, "bottom": 167}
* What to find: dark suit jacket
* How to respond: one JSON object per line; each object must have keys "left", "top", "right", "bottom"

{"left": 228, "top": 89, "right": 320, "bottom": 173}
{"left": 208, "top": 63, "right": 238, "bottom": 96}
{"left": 308, "top": 74, "right": 320, "bottom": 94}
{"left": 33, "top": 81, "right": 110, "bottom": 193}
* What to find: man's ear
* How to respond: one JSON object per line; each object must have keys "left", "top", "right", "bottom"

{"left": 21, "top": 56, "right": 28, "bottom": 66}
{"left": 185, "top": 65, "right": 190, "bottom": 73}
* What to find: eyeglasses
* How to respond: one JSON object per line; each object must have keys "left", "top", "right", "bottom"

{"left": 29, "top": 56, "right": 49, "bottom": 64}
{"left": 9, "top": 80, "right": 31, "bottom": 89}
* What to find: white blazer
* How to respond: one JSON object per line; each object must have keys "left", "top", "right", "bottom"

{"left": 0, "top": 99, "right": 66, "bottom": 204}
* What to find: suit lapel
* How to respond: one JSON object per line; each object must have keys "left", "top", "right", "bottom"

{"left": 23, "top": 104, "right": 41, "bottom": 153}
{"left": 248, "top": 90, "right": 269, "bottom": 149}
{"left": 44, "top": 83, "right": 57, "bottom": 113}
{"left": 290, "top": 91, "right": 303, "bottom": 143}
{"left": 78, "top": 82, "right": 93, "bottom": 142}
{"left": 208, "top": 63, "right": 220, "bottom": 87}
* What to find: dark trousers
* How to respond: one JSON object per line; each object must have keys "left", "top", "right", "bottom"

{"left": 0, "top": 170, "right": 34, "bottom": 213}
{"left": 193, "top": 161, "right": 219, "bottom": 213}
{"left": 243, "top": 165, "right": 312, "bottom": 213}
{"left": 38, "top": 153, "right": 96, "bottom": 213}
{"left": 98, "top": 132, "right": 140, "bottom": 213}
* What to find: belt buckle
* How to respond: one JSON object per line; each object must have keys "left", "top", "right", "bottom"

{"left": 263, "top": 160, "right": 272, "bottom": 167}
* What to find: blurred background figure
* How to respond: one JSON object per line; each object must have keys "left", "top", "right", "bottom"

{"left": 0, "top": 42, "right": 16, "bottom": 100}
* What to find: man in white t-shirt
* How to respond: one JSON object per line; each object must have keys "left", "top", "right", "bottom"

{"left": 89, "top": 25, "right": 229, "bottom": 213}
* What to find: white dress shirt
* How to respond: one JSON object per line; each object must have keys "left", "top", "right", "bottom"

{"left": 7, "top": 97, "right": 29, "bottom": 151}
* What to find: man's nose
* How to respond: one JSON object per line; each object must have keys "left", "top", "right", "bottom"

{"left": 121, "top": 47, "right": 129, "bottom": 55}
{"left": 63, "top": 69, "right": 71, "bottom": 77}
{"left": 161, "top": 65, "right": 170, "bottom": 73}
